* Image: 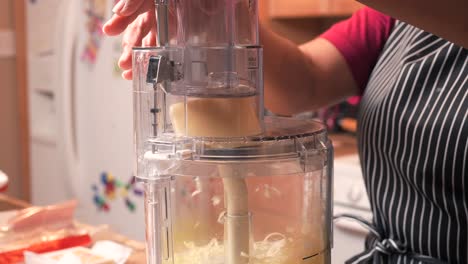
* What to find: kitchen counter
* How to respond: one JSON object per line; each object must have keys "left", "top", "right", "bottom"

{"left": 330, "top": 133, "right": 358, "bottom": 157}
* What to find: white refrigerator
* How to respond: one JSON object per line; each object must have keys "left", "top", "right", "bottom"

{"left": 26, "top": 0, "right": 145, "bottom": 240}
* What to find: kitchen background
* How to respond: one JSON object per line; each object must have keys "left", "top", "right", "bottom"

{"left": 0, "top": 0, "right": 368, "bottom": 262}
{"left": 0, "top": 0, "right": 362, "bottom": 199}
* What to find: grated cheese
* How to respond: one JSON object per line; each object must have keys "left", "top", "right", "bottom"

{"left": 166, "top": 232, "right": 319, "bottom": 264}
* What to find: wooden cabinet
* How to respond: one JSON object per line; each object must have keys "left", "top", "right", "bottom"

{"left": 269, "top": 0, "right": 363, "bottom": 18}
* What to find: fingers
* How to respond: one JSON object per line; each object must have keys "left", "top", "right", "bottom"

{"left": 120, "top": 28, "right": 155, "bottom": 80}
{"left": 103, "top": 0, "right": 154, "bottom": 36}
{"left": 112, "top": 0, "right": 145, "bottom": 17}
{"left": 118, "top": 11, "right": 154, "bottom": 70}
{"left": 102, "top": 14, "right": 131, "bottom": 36}
{"left": 122, "top": 69, "right": 133, "bottom": 80}
{"left": 118, "top": 45, "right": 132, "bottom": 70}
{"left": 103, "top": 0, "right": 156, "bottom": 80}
{"left": 142, "top": 29, "right": 156, "bottom": 46}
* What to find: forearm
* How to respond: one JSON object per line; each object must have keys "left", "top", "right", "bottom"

{"left": 261, "top": 25, "right": 317, "bottom": 115}
{"left": 358, "top": 0, "right": 468, "bottom": 48}
{"left": 260, "top": 25, "right": 357, "bottom": 116}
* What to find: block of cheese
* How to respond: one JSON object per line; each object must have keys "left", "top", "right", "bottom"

{"left": 169, "top": 96, "right": 262, "bottom": 137}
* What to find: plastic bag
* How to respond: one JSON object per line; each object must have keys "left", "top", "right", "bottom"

{"left": 0, "top": 200, "right": 91, "bottom": 263}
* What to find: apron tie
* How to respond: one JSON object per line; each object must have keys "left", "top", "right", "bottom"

{"left": 334, "top": 214, "right": 448, "bottom": 264}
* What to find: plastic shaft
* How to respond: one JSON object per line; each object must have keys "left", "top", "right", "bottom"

{"left": 220, "top": 165, "right": 250, "bottom": 264}
{"left": 155, "top": 1, "right": 169, "bottom": 47}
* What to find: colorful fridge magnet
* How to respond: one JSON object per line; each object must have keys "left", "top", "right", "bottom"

{"left": 81, "top": 0, "right": 107, "bottom": 66}
{"left": 92, "top": 172, "right": 144, "bottom": 213}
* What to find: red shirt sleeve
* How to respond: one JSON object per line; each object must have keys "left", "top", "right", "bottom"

{"left": 320, "top": 7, "right": 395, "bottom": 93}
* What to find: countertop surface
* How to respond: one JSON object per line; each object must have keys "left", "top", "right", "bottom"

{"left": 330, "top": 133, "right": 358, "bottom": 158}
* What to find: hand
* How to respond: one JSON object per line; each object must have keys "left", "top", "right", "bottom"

{"left": 103, "top": 0, "right": 157, "bottom": 80}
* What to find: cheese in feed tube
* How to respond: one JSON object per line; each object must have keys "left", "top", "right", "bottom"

{"left": 170, "top": 96, "right": 262, "bottom": 138}
{"left": 168, "top": 96, "right": 326, "bottom": 264}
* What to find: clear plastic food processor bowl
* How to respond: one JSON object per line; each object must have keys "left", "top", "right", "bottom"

{"left": 132, "top": 1, "right": 333, "bottom": 263}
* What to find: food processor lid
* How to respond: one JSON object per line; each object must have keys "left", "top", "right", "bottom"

{"left": 141, "top": 117, "right": 330, "bottom": 179}
{"left": 185, "top": 116, "right": 330, "bottom": 161}
{"left": 257, "top": 116, "right": 327, "bottom": 140}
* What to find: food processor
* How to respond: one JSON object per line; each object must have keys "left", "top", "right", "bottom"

{"left": 132, "top": 1, "right": 333, "bottom": 263}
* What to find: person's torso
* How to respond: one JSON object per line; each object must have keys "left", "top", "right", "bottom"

{"left": 358, "top": 21, "right": 468, "bottom": 263}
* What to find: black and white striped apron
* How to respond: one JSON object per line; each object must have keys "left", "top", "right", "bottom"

{"left": 352, "top": 21, "right": 468, "bottom": 263}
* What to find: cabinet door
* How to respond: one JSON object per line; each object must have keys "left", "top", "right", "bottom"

{"left": 269, "top": 0, "right": 362, "bottom": 18}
